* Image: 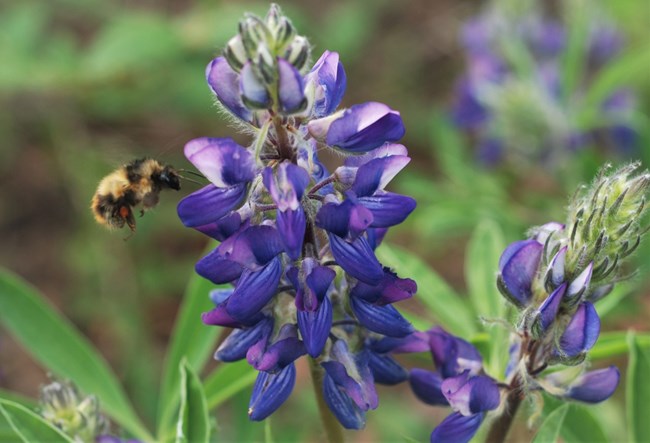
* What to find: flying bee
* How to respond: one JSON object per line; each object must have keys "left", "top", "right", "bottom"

{"left": 91, "top": 158, "right": 183, "bottom": 233}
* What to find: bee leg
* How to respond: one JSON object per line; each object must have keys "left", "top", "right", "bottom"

{"left": 139, "top": 209, "right": 145, "bottom": 217}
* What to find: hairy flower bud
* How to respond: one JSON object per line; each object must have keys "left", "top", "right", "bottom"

{"left": 39, "top": 379, "right": 108, "bottom": 442}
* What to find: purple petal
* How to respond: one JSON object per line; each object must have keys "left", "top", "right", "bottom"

{"left": 297, "top": 296, "right": 332, "bottom": 357}
{"left": 308, "top": 50, "right": 347, "bottom": 117}
{"left": 277, "top": 208, "right": 305, "bottom": 261}
{"left": 559, "top": 302, "right": 601, "bottom": 357}
{"left": 247, "top": 325, "right": 306, "bottom": 372}
{"left": 240, "top": 62, "right": 270, "bottom": 109}
{"left": 262, "top": 163, "right": 310, "bottom": 210}
{"left": 428, "top": 327, "right": 483, "bottom": 378}
{"left": 566, "top": 366, "right": 620, "bottom": 403}
{"left": 366, "top": 227, "right": 388, "bottom": 250}
{"left": 343, "top": 143, "right": 408, "bottom": 167}
{"left": 177, "top": 184, "right": 247, "bottom": 228}
{"left": 194, "top": 211, "right": 244, "bottom": 241}
{"left": 184, "top": 137, "right": 255, "bottom": 188}
{"left": 351, "top": 155, "right": 411, "bottom": 197}
{"left": 322, "top": 372, "right": 366, "bottom": 430}
{"left": 441, "top": 373, "right": 500, "bottom": 415}
{"left": 370, "top": 332, "right": 430, "bottom": 354}
{"left": 248, "top": 364, "right": 296, "bottom": 421}
{"left": 532, "top": 222, "right": 565, "bottom": 244}
{"left": 315, "top": 200, "right": 373, "bottom": 240}
{"left": 326, "top": 102, "right": 406, "bottom": 153}
{"left": 277, "top": 57, "right": 306, "bottom": 114}
{"left": 498, "top": 240, "right": 543, "bottom": 308}
{"left": 216, "top": 317, "right": 274, "bottom": 362}
{"left": 351, "top": 268, "right": 417, "bottom": 305}
{"left": 350, "top": 297, "right": 414, "bottom": 337}
{"left": 409, "top": 368, "right": 447, "bottom": 405}
{"left": 206, "top": 57, "right": 252, "bottom": 122}
{"left": 451, "top": 78, "right": 488, "bottom": 129}
{"left": 226, "top": 258, "right": 282, "bottom": 321}
{"left": 430, "top": 412, "right": 483, "bottom": 443}
{"left": 536, "top": 283, "right": 567, "bottom": 333}
{"left": 201, "top": 302, "right": 259, "bottom": 328}
{"left": 358, "top": 192, "right": 416, "bottom": 227}
{"left": 217, "top": 225, "right": 284, "bottom": 269}
{"left": 328, "top": 233, "right": 384, "bottom": 285}
{"left": 195, "top": 251, "right": 242, "bottom": 284}
{"left": 321, "top": 358, "right": 378, "bottom": 411}
{"left": 368, "top": 352, "right": 408, "bottom": 385}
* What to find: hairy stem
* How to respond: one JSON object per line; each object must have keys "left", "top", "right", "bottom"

{"left": 273, "top": 116, "right": 294, "bottom": 161}
{"left": 485, "top": 374, "right": 524, "bottom": 443}
{"left": 308, "top": 357, "right": 345, "bottom": 443}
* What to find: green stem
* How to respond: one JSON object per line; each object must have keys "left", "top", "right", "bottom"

{"left": 308, "top": 358, "right": 345, "bottom": 443}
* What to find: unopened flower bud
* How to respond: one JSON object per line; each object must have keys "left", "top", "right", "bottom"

{"left": 284, "top": 36, "right": 311, "bottom": 71}
{"left": 224, "top": 34, "right": 248, "bottom": 72}
{"left": 239, "top": 16, "right": 271, "bottom": 60}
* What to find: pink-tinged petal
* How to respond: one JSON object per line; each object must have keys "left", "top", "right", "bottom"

{"left": 442, "top": 373, "right": 500, "bottom": 415}
{"left": 206, "top": 57, "right": 252, "bottom": 122}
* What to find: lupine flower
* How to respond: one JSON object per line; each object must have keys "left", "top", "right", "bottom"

{"left": 453, "top": 2, "right": 638, "bottom": 167}
{"left": 497, "top": 163, "right": 648, "bottom": 404}
{"left": 408, "top": 327, "right": 501, "bottom": 443}
{"left": 38, "top": 378, "right": 110, "bottom": 443}
{"left": 179, "top": 4, "right": 417, "bottom": 427}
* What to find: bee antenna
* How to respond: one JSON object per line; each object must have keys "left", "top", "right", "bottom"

{"left": 178, "top": 174, "right": 205, "bottom": 186}
{"left": 178, "top": 169, "right": 206, "bottom": 179}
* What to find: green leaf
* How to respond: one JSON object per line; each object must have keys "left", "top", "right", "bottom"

{"left": 376, "top": 243, "right": 476, "bottom": 336}
{"left": 157, "top": 268, "right": 221, "bottom": 438}
{"left": 0, "top": 398, "right": 74, "bottom": 443}
{"left": 533, "top": 403, "right": 569, "bottom": 443}
{"left": 627, "top": 331, "right": 650, "bottom": 443}
{"left": 0, "top": 268, "right": 152, "bottom": 442}
{"left": 465, "top": 219, "right": 506, "bottom": 319}
{"left": 175, "top": 359, "right": 210, "bottom": 443}
{"left": 204, "top": 360, "right": 257, "bottom": 410}
{"left": 591, "top": 331, "right": 650, "bottom": 360}
{"left": 542, "top": 397, "right": 610, "bottom": 443}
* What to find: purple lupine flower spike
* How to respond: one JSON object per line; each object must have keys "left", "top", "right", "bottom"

{"left": 181, "top": 4, "right": 418, "bottom": 428}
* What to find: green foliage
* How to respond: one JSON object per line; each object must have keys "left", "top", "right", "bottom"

{"left": 627, "top": 331, "right": 650, "bottom": 443}
{"left": 157, "top": 267, "right": 221, "bottom": 439}
{"left": 533, "top": 403, "right": 569, "bottom": 443}
{"left": 204, "top": 360, "right": 258, "bottom": 411}
{"left": 0, "top": 268, "right": 152, "bottom": 442}
{"left": 175, "top": 359, "right": 210, "bottom": 443}
{"left": 0, "top": 399, "right": 75, "bottom": 443}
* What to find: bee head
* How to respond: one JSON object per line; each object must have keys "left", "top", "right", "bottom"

{"left": 159, "top": 166, "right": 181, "bottom": 190}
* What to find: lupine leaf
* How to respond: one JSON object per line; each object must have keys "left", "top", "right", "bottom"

{"left": 204, "top": 360, "right": 257, "bottom": 410}
{"left": 0, "top": 268, "right": 152, "bottom": 442}
{"left": 465, "top": 219, "right": 506, "bottom": 320}
{"left": 542, "top": 397, "right": 610, "bottom": 443}
{"left": 157, "top": 267, "right": 221, "bottom": 439}
{"left": 0, "top": 399, "right": 74, "bottom": 443}
{"left": 591, "top": 331, "right": 650, "bottom": 360}
{"left": 175, "top": 359, "right": 210, "bottom": 443}
{"left": 376, "top": 243, "right": 476, "bottom": 336}
{"left": 533, "top": 403, "right": 569, "bottom": 443}
{"left": 627, "top": 331, "right": 650, "bottom": 443}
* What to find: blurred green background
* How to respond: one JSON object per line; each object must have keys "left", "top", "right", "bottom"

{"left": 1, "top": 0, "right": 649, "bottom": 441}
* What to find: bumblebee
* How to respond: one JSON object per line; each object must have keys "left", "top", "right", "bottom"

{"left": 91, "top": 158, "right": 181, "bottom": 232}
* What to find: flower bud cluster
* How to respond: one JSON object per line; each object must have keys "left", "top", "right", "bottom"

{"left": 39, "top": 379, "right": 108, "bottom": 442}
{"left": 179, "top": 4, "right": 417, "bottom": 429}
{"left": 452, "top": 2, "right": 638, "bottom": 166}
{"left": 497, "top": 163, "right": 647, "bottom": 403}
